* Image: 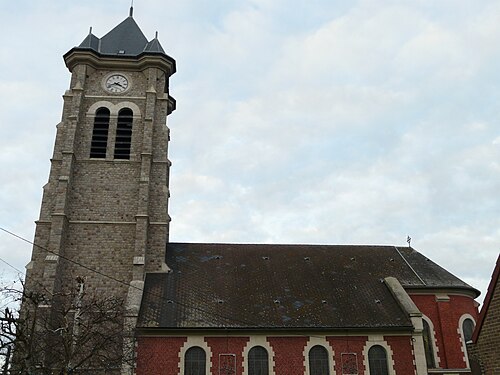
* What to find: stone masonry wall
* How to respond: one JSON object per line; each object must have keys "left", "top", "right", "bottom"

{"left": 68, "top": 161, "right": 140, "bottom": 222}
{"left": 25, "top": 61, "right": 172, "bottom": 299}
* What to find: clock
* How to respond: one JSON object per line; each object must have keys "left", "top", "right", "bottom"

{"left": 104, "top": 74, "right": 129, "bottom": 93}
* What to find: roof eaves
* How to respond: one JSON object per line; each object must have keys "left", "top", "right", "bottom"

{"left": 402, "top": 284, "right": 481, "bottom": 298}
{"left": 136, "top": 324, "right": 414, "bottom": 336}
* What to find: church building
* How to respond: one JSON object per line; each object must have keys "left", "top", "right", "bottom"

{"left": 23, "top": 8, "right": 481, "bottom": 375}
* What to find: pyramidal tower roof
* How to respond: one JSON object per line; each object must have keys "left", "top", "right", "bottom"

{"left": 72, "top": 7, "right": 169, "bottom": 58}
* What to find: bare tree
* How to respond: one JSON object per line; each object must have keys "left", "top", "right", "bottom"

{"left": 0, "top": 278, "right": 135, "bottom": 374}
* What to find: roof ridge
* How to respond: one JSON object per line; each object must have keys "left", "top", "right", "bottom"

{"left": 393, "top": 246, "right": 426, "bottom": 285}
{"left": 168, "top": 242, "right": 399, "bottom": 248}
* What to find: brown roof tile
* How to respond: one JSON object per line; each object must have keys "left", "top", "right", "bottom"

{"left": 138, "top": 243, "right": 477, "bottom": 330}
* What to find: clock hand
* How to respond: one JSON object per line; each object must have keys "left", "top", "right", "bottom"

{"left": 106, "top": 82, "right": 125, "bottom": 89}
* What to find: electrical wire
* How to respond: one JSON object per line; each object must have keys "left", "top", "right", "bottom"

{"left": 0, "top": 226, "right": 263, "bottom": 327}
{"left": 0, "top": 226, "right": 388, "bottom": 341}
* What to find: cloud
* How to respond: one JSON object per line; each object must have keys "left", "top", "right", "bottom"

{"left": 0, "top": 1, "right": 498, "bottom": 305}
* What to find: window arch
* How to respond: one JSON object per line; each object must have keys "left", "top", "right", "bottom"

{"left": 368, "top": 345, "right": 388, "bottom": 375}
{"left": 459, "top": 314, "right": 476, "bottom": 368}
{"left": 462, "top": 318, "right": 475, "bottom": 343}
{"left": 248, "top": 346, "right": 268, "bottom": 375}
{"left": 423, "top": 319, "right": 436, "bottom": 368}
{"left": 114, "top": 108, "right": 133, "bottom": 159}
{"left": 90, "top": 107, "right": 110, "bottom": 158}
{"left": 309, "top": 345, "right": 329, "bottom": 375}
{"left": 184, "top": 346, "right": 206, "bottom": 375}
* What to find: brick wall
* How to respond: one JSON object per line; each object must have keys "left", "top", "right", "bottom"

{"left": 268, "top": 336, "right": 308, "bottom": 375}
{"left": 410, "top": 293, "right": 478, "bottom": 369}
{"left": 205, "top": 337, "right": 249, "bottom": 375}
{"left": 385, "top": 336, "right": 416, "bottom": 375}
{"left": 136, "top": 337, "right": 187, "bottom": 375}
{"left": 327, "top": 336, "right": 367, "bottom": 375}
{"left": 136, "top": 334, "right": 420, "bottom": 375}
{"left": 469, "top": 260, "right": 500, "bottom": 375}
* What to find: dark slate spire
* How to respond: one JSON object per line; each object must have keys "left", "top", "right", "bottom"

{"left": 78, "top": 27, "right": 100, "bottom": 50}
{"left": 144, "top": 32, "right": 166, "bottom": 54}
{"left": 99, "top": 17, "right": 148, "bottom": 56}
{"left": 65, "top": 10, "right": 176, "bottom": 74}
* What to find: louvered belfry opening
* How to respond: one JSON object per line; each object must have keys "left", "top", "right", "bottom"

{"left": 90, "top": 107, "right": 110, "bottom": 158}
{"left": 114, "top": 108, "right": 133, "bottom": 159}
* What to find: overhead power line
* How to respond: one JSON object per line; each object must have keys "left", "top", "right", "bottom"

{"left": 0, "top": 226, "right": 261, "bottom": 327}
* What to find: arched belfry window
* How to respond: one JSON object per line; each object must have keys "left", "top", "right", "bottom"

{"left": 309, "top": 345, "right": 329, "bottom": 375}
{"left": 423, "top": 319, "right": 436, "bottom": 368}
{"left": 90, "top": 107, "right": 110, "bottom": 158}
{"left": 114, "top": 108, "right": 133, "bottom": 159}
{"left": 248, "top": 346, "right": 268, "bottom": 375}
{"left": 368, "top": 345, "right": 389, "bottom": 375}
{"left": 184, "top": 346, "right": 206, "bottom": 375}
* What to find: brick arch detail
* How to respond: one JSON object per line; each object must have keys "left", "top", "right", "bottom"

{"left": 362, "top": 336, "right": 396, "bottom": 375}
{"left": 303, "top": 336, "right": 336, "bottom": 375}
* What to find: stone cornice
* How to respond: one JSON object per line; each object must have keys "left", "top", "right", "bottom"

{"left": 63, "top": 49, "right": 176, "bottom": 76}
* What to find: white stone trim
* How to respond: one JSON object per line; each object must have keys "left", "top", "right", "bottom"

{"left": 422, "top": 315, "right": 441, "bottom": 368}
{"left": 86, "top": 100, "right": 113, "bottom": 115}
{"left": 362, "top": 336, "right": 396, "bottom": 375}
{"left": 85, "top": 95, "right": 146, "bottom": 100}
{"left": 303, "top": 336, "right": 335, "bottom": 375}
{"left": 114, "top": 101, "right": 142, "bottom": 117}
{"left": 178, "top": 336, "right": 212, "bottom": 375}
{"left": 86, "top": 101, "right": 142, "bottom": 117}
{"left": 458, "top": 314, "right": 476, "bottom": 368}
{"left": 242, "top": 336, "right": 275, "bottom": 375}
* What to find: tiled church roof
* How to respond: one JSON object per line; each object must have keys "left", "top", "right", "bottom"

{"left": 138, "top": 243, "right": 478, "bottom": 330}
{"left": 67, "top": 10, "right": 173, "bottom": 62}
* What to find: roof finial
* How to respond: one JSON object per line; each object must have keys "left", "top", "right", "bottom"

{"left": 129, "top": 0, "right": 134, "bottom": 17}
{"left": 89, "top": 26, "right": 93, "bottom": 35}
{"left": 155, "top": 31, "right": 158, "bottom": 39}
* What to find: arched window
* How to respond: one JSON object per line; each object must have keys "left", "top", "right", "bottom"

{"left": 423, "top": 319, "right": 436, "bottom": 368}
{"left": 90, "top": 107, "right": 110, "bottom": 158}
{"left": 248, "top": 346, "right": 268, "bottom": 375}
{"left": 184, "top": 346, "right": 206, "bottom": 375}
{"left": 114, "top": 108, "right": 133, "bottom": 159}
{"left": 462, "top": 318, "right": 475, "bottom": 343}
{"left": 368, "top": 345, "right": 388, "bottom": 375}
{"left": 309, "top": 345, "right": 329, "bottom": 375}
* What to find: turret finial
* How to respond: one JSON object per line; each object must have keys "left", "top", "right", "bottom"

{"left": 155, "top": 31, "right": 158, "bottom": 39}
{"left": 129, "top": 0, "right": 134, "bottom": 17}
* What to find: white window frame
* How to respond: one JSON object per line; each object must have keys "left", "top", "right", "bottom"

{"left": 303, "top": 336, "right": 335, "bottom": 375}
{"left": 362, "top": 336, "right": 395, "bottom": 375}
{"left": 422, "top": 315, "right": 440, "bottom": 368}
{"left": 242, "top": 336, "right": 275, "bottom": 375}
{"left": 458, "top": 314, "right": 476, "bottom": 369}
{"left": 179, "top": 336, "right": 212, "bottom": 375}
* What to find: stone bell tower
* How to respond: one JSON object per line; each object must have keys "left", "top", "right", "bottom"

{"left": 23, "top": 5, "right": 175, "bottom": 351}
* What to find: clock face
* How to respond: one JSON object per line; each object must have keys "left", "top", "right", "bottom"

{"left": 105, "top": 74, "right": 129, "bottom": 93}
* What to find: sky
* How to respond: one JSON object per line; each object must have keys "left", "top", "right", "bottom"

{"left": 0, "top": 0, "right": 498, "bottom": 305}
